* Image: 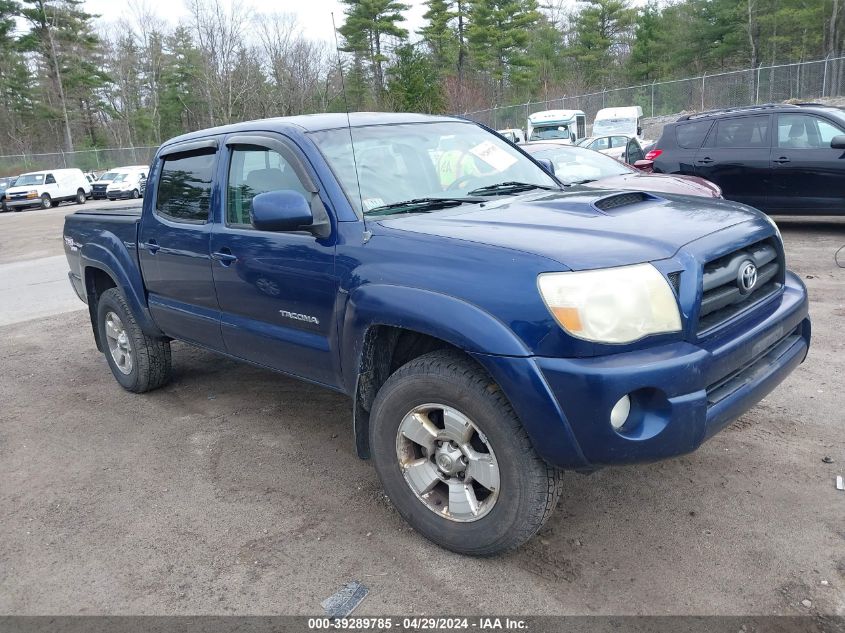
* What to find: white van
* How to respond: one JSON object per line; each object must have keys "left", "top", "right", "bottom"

{"left": 3, "top": 168, "right": 92, "bottom": 210}
{"left": 106, "top": 168, "right": 148, "bottom": 200}
{"left": 92, "top": 165, "right": 148, "bottom": 199}
{"left": 527, "top": 110, "right": 587, "bottom": 143}
{"left": 592, "top": 106, "right": 645, "bottom": 140}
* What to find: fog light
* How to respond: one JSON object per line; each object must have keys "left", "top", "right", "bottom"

{"left": 610, "top": 395, "right": 631, "bottom": 430}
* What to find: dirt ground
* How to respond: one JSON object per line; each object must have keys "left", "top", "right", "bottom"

{"left": 0, "top": 203, "right": 843, "bottom": 616}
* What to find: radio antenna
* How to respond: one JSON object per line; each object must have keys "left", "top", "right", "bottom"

{"left": 330, "top": 12, "right": 367, "bottom": 236}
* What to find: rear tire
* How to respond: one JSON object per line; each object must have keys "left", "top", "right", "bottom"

{"left": 369, "top": 350, "right": 563, "bottom": 555}
{"left": 40, "top": 194, "right": 52, "bottom": 209}
{"left": 96, "top": 287, "right": 171, "bottom": 393}
{"left": 76, "top": 189, "right": 86, "bottom": 204}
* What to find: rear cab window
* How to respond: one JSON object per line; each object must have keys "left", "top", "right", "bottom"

{"left": 155, "top": 151, "right": 216, "bottom": 223}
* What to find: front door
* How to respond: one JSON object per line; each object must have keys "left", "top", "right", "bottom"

{"left": 138, "top": 142, "right": 224, "bottom": 349}
{"left": 769, "top": 112, "right": 845, "bottom": 213}
{"left": 693, "top": 114, "right": 771, "bottom": 209}
{"left": 209, "top": 134, "right": 339, "bottom": 386}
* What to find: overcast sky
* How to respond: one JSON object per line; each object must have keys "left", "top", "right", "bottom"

{"left": 83, "top": 0, "right": 430, "bottom": 43}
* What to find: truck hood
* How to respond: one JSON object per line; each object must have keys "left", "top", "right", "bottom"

{"left": 376, "top": 189, "right": 762, "bottom": 270}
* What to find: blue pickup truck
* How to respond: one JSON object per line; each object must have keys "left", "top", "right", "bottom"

{"left": 63, "top": 113, "right": 811, "bottom": 555}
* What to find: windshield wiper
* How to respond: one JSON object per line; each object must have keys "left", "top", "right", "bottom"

{"left": 365, "top": 197, "right": 485, "bottom": 216}
{"left": 467, "top": 181, "right": 560, "bottom": 196}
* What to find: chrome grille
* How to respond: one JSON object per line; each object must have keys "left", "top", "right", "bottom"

{"left": 698, "top": 239, "right": 783, "bottom": 333}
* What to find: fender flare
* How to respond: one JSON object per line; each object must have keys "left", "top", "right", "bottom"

{"left": 80, "top": 241, "right": 163, "bottom": 341}
{"left": 340, "top": 284, "right": 531, "bottom": 393}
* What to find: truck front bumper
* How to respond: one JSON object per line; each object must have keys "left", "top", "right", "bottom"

{"left": 473, "top": 271, "right": 810, "bottom": 470}
{"left": 4, "top": 198, "right": 40, "bottom": 209}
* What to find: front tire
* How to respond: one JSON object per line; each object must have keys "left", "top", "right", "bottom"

{"left": 40, "top": 194, "right": 52, "bottom": 209}
{"left": 131, "top": 189, "right": 140, "bottom": 199}
{"left": 369, "top": 350, "right": 562, "bottom": 555}
{"left": 76, "top": 189, "right": 86, "bottom": 204}
{"left": 96, "top": 287, "right": 172, "bottom": 393}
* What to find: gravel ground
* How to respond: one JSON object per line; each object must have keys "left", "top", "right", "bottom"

{"left": 0, "top": 204, "right": 843, "bottom": 616}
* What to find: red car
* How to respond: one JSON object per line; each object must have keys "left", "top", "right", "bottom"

{"left": 521, "top": 141, "right": 722, "bottom": 198}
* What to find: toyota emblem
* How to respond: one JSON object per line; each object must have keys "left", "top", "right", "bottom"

{"left": 738, "top": 261, "right": 758, "bottom": 293}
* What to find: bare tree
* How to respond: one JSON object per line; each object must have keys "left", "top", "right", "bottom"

{"left": 255, "top": 13, "right": 331, "bottom": 116}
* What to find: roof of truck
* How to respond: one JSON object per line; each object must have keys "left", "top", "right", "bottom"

{"left": 161, "top": 112, "right": 463, "bottom": 149}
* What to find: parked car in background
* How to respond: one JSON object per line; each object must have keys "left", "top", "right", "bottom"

{"left": 577, "top": 134, "right": 645, "bottom": 164}
{"left": 92, "top": 165, "right": 147, "bottom": 199}
{"left": 64, "top": 113, "right": 809, "bottom": 555}
{"left": 3, "top": 168, "right": 91, "bottom": 210}
{"left": 648, "top": 103, "right": 845, "bottom": 214}
{"left": 106, "top": 169, "right": 147, "bottom": 200}
{"left": 0, "top": 175, "right": 17, "bottom": 212}
{"left": 527, "top": 109, "right": 587, "bottom": 143}
{"left": 521, "top": 141, "right": 722, "bottom": 198}
{"left": 497, "top": 128, "right": 525, "bottom": 143}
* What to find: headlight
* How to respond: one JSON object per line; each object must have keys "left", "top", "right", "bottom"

{"left": 27, "top": 190, "right": 38, "bottom": 199}
{"left": 537, "top": 264, "right": 682, "bottom": 343}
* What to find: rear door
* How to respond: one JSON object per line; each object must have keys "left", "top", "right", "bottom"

{"left": 209, "top": 133, "right": 339, "bottom": 386}
{"left": 693, "top": 114, "right": 771, "bottom": 209}
{"left": 770, "top": 112, "right": 845, "bottom": 213}
{"left": 138, "top": 139, "right": 224, "bottom": 349}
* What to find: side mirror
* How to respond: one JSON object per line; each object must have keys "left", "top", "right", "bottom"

{"left": 637, "top": 126, "right": 643, "bottom": 136}
{"left": 251, "top": 190, "right": 314, "bottom": 232}
{"left": 633, "top": 159, "right": 654, "bottom": 172}
{"left": 830, "top": 135, "right": 845, "bottom": 149}
{"left": 536, "top": 158, "right": 555, "bottom": 175}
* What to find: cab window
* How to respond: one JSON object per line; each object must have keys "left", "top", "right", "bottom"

{"left": 45, "top": 174, "right": 56, "bottom": 184}
{"left": 227, "top": 146, "right": 309, "bottom": 228}
{"left": 156, "top": 150, "right": 215, "bottom": 223}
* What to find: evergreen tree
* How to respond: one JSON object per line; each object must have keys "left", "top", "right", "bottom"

{"left": 19, "top": 0, "right": 105, "bottom": 152}
{"left": 467, "top": 0, "right": 540, "bottom": 100}
{"left": 386, "top": 43, "right": 446, "bottom": 112}
{"left": 339, "top": 0, "right": 410, "bottom": 105}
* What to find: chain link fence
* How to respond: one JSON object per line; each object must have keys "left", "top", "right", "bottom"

{"left": 463, "top": 55, "right": 845, "bottom": 133}
{"left": 0, "top": 146, "right": 157, "bottom": 177}
{"left": 3, "top": 56, "right": 844, "bottom": 174}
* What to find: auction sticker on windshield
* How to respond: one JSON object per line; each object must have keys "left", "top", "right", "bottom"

{"left": 470, "top": 141, "right": 518, "bottom": 171}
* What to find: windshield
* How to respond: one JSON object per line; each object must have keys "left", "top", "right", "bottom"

{"left": 522, "top": 144, "right": 633, "bottom": 185}
{"left": 111, "top": 174, "right": 128, "bottom": 183}
{"left": 529, "top": 124, "right": 572, "bottom": 141}
{"left": 593, "top": 118, "right": 637, "bottom": 136}
{"left": 13, "top": 174, "right": 44, "bottom": 186}
{"left": 310, "top": 121, "right": 559, "bottom": 215}
{"left": 98, "top": 172, "right": 118, "bottom": 181}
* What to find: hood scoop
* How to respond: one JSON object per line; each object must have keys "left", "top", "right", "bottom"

{"left": 594, "top": 191, "right": 661, "bottom": 213}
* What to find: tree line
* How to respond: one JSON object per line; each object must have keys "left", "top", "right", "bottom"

{"left": 0, "top": 0, "right": 842, "bottom": 160}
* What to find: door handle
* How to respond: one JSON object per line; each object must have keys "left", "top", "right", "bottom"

{"left": 212, "top": 248, "right": 238, "bottom": 266}
{"left": 772, "top": 156, "right": 791, "bottom": 164}
{"left": 696, "top": 157, "right": 714, "bottom": 164}
{"left": 145, "top": 239, "right": 160, "bottom": 254}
